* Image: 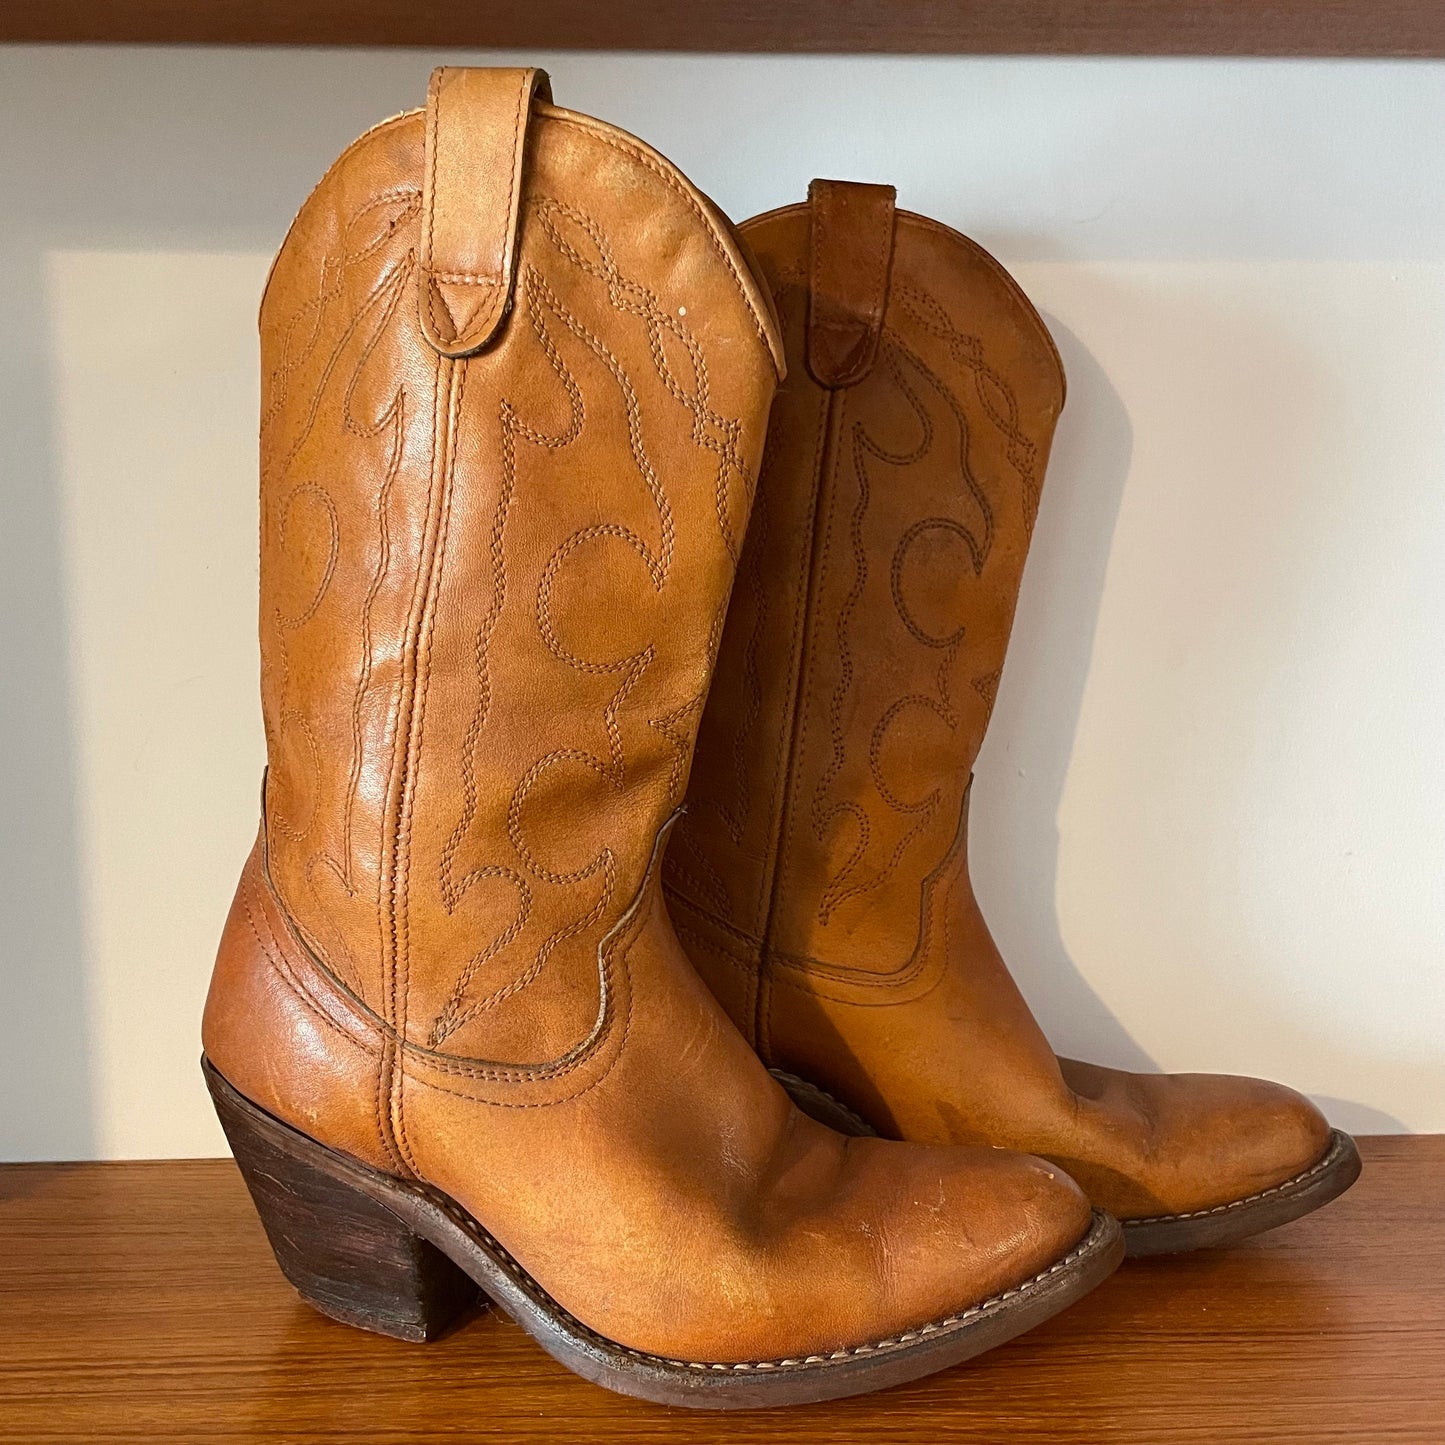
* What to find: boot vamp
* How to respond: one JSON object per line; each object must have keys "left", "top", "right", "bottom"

{"left": 1046, "top": 1057, "right": 1332, "bottom": 1221}
{"left": 403, "top": 909, "right": 1093, "bottom": 1364}
{"left": 762, "top": 881, "right": 1331, "bottom": 1224}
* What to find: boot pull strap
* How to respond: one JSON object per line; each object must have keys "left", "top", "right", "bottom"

{"left": 419, "top": 65, "right": 552, "bottom": 358}
{"left": 806, "top": 178, "right": 897, "bottom": 389}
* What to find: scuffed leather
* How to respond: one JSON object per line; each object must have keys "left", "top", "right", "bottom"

{"left": 668, "top": 185, "right": 1330, "bottom": 1222}
{"left": 205, "top": 85, "right": 1091, "bottom": 1364}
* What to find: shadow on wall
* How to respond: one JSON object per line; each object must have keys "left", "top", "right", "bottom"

{"left": 971, "top": 282, "right": 1420, "bottom": 1138}
{"left": 966, "top": 312, "right": 1158, "bottom": 1075}
{"left": 0, "top": 202, "right": 92, "bottom": 1160}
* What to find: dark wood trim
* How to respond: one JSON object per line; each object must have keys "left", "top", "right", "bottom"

{"left": 2, "top": 0, "right": 1444, "bottom": 57}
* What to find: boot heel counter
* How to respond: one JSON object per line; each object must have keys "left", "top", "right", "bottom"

{"left": 204, "top": 831, "right": 394, "bottom": 1173}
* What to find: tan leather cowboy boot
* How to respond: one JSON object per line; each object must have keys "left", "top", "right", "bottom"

{"left": 668, "top": 179, "right": 1360, "bottom": 1257}
{"left": 202, "top": 76, "right": 1121, "bottom": 1406}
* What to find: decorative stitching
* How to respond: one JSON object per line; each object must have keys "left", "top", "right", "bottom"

{"left": 263, "top": 189, "right": 420, "bottom": 436}
{"left": 894, "top": 281, "right": 1040, "bottom": 526}
{"left": 264, "top": 262, "right": 415, "bottom": 863}
{"left": 801, "top": 322, "right": 1019, "bottom": 930}
{"left": 427, "top": 196, "right": 747, "bottom": 1061}
{"left": 766, "top": 793, "right": 969, "bottom": 999}
{"left": 548, "top": 111, "right": 777, "bottom": 362}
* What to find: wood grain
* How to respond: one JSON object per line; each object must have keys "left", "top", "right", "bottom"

{"left": 2, "top": 0, "right": 1445, "bottom": 56}
{"left": 0, "top": 1136, "right": 1440, "bottom": 1442}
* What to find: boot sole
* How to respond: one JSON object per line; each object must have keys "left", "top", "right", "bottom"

{"left": 204, "top": 1056, "right": 1123, "bottom": 1408}
{"left": 772, "top": 1070, "right": 1362, "bottom": 1259}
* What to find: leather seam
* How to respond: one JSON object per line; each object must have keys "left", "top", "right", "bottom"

{"left": 755, "top": 381, "right": 838, "bottom": 1058}
{"left": 390, "top": 357, "right": 466, "bottom": 1171}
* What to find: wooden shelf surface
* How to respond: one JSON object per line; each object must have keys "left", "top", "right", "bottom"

{"left": 0, "top": 1135, "right": 1441, "bottom": 1443}
{"left": 2, "top": 1, "right": 1445, "bottom": 56}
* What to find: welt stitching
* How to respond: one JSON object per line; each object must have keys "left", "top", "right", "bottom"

{"left": 402, "top": 1181, "right": 1104, "bottom": 1371}
{"left": 1125, "top": 1140, "right": 1343, "bottom": 1225}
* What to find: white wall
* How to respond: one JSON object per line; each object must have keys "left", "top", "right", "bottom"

{"left": 1, "top": 47, "right": 1440, "bottom": 1159}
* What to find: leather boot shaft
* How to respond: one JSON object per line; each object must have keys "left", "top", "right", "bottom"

{"left": 210, "top": 69, "right": 783, "bottom": 1157}
{"left": 668, "top": 181, "right": 1064, "bottom": 1024}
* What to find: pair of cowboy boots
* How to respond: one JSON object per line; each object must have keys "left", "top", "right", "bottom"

{"left": 203, "top": 68, "right": 1359, "bottom": 1408}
